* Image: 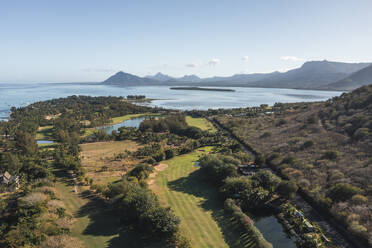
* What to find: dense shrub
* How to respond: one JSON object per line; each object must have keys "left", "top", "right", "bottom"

{"left": 128, "top": 164, "right": 154, "bottom": 180}
{"left": 323, "top": 151, "right": 339, "bottom": 160}
{"left": 164, "top": 149, "right": 175, "bottom": 160}
{"left": 301, "top": 140, "right": 314, "bottom": 149}
{"left": 199, "top": 155, "right": 238, "bottom": 185}
{"left": 254, "top": 153, "right": 266, "bottom": 166}
{"left": 277, "top": 180, "right": 298, "bottom": 199}
{"left": 327, "top": 183, "right": 362, "bottom": 202}
{"left": 105, "top": 178, "right": 181, "bottom": 240}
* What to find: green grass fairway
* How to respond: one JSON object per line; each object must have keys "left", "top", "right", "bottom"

{"left": 153, "top": 147, "right": 249, "bottom": 248}
{"left": 36, "top": 125, "right": 53, "bottom": 139}
{"left": 186, "top": 116, "right": 216, "bottom": 132}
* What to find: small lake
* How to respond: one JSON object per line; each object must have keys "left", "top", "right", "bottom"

{"left": 36, "top": 140, "right": 54, "bottom": 144}
{"left": 97, "top": 116, "right": 147, "bottom": 134}
{"left": 253, "top": 215, "right": 297, "bottom": 248}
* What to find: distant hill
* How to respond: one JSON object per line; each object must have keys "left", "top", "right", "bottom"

{"left": 102, "top": 61, "right": 371, "bottom": 90}
{"left": 176, "top": 75, "right": 201, "bottom": 83}
{"left": 103, "top": 71, "right": 158, "bottom": 85}
{"left": 201, "top": 72, "right": 280, "bottom": 84}
{"left": 245, "top": 60, "right": 370, "bottom": 89}
{"left": 146, "top": 72, "right": 174, "bottom": 82}
{"left": 325, "top": 64, "right": 372, "bottom": 90}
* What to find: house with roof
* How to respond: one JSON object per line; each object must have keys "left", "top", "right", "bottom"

{"left": 0, "top": 171, "right": 19, "bottom": 191}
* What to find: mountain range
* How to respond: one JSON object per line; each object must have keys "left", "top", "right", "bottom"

{"left": 102, "top": 60, "right": 372, "bottom": 91}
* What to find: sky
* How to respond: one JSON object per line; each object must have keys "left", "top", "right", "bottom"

{"left": 1, "top": 0, "right": 371, "bottom": 83}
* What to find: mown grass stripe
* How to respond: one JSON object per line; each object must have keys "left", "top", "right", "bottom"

{"left": 153, "top": 147, "right": 230, "bottom": 248}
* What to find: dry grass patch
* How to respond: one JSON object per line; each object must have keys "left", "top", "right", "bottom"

{"left": 41, "top": 235, "right": 85, "bottom": 248}
{"left": 80, "top": 140, "right": 141, "bottom": 184}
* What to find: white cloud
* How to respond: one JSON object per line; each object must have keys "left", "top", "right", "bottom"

{"left": 242, "top": 56, "right": 249, "bottom": 62}
{"left": 185, "top": 62, "right": 199, "bottom": 68}
{"left": 185, "top": 60, "right": 204, "bottom": 68}
{"left": 280, "top": 56, "right": 304, "bottom": 62}
{"left": 208, "top": 58, "right": 220, "bottom": 66}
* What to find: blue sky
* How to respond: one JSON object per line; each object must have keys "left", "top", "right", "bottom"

{"left": 1, "top": 0, "right": 371, "bottom": 82}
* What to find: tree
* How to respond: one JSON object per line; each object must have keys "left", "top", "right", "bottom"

{"left": 165, "top": 149, "right": 175, "bottom": 160}
{"left": 252, "top": 170, "right": 281, "bottom": 193}
{"left": 15, "top": 131, "right": 38, "bottom": 155}
{"left": 129, "top": 164, "right": 154, "bottom": 180}
{"left": 153, "top": 152, "right": 165, "bottom": 162}
{"left": 199, "top": 155, "right": 238, "bottom": 185}
{"left": 277, "top": 180, "right": 298, "bottom": 199}
{"left": 0, "top": 152, "right": 21, "bottom": 174}
{"left": 139, "top": 207, "right": 180, "bottom": 238}
{"left": 255, "top": 153, "right": 265, "bottom": 166}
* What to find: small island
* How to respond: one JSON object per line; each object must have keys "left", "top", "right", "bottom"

{"left": 170, "top": 86, "right": 235, "bottom": 92}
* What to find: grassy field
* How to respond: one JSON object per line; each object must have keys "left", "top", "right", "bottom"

{"left": 152, "top": 147, "right": 248, "bottom": 248}
{"left": 80, "top": 140, "right": 141, "bottom": 184}
{"left": 185, "top": 116, "right": 216, "bottom": 132}
{"left": 36, "top": 125, "right": 53, "bottom": 139}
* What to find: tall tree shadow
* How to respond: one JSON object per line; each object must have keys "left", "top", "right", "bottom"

{"left": 168, "top": 170, "right": 257, "bottom": 248}
{"left": 76, "top": 190, "right": 165, "bottom": 248}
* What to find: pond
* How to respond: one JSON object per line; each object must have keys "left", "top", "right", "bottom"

{"left": 36, "top": 140, "right": 54, "bottom": 144}
{"left": 97, "top": 116, "right": 148, "bottom": 134}
{"left": 252, "top": 215, "right": 297, "bottom": 248}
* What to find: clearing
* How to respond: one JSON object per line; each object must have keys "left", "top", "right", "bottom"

{"left": 151, "top": 147, "right": 249, "bottom": 248}
{"left": 185, "top": 116, "right": 216, "bottom": 132}
{"left": 36, "top": 125, "right": 53, "bottom": 140}
{"left": 80, "top": 140, "right": 141, "bottom": 185}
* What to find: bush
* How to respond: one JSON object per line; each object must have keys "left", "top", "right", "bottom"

{"left": 153, "top": 152, "right": 165, "bottom": 162}
{"left": 277, "top": 180, "right": 298, "bottom": 199}
{"left": 301, "top": 140, "right": 314, "bottom": 149}
{"left": 281, "top": 155, "right": 295, "bottom": 165}
{"left": 260, "top": 132, "right": 272, "bottom": 138}
{"left": 146, "top": 157, "right": 156, "bottom": 165}
{"left": 350, "top": 194, "right": 367, "bottom": 205}
{"left": 276, "top": 119, "right": 287, "bottom": 126}
{"left": 306, "top": 114, "right": 319, "bottom": 124}
{"left": 353, "top": 128, "right": 370, "bottom": 140}
{"left": 323, "top": 151, "right": 339, "bottom": 160}
{"left": 255, "top": 153, "right": 265, "bottom": 166}
{"left": 20, "top": 192, "right": 48, "bottom": 206}
{"left": 327, "top": 183, "right": 362, "bottom": 202}
{"left": 199, "top": 155, "right": 238, "bottom": 185}
{"left": 165, "top": 149, "right": 175, "bottom": 160}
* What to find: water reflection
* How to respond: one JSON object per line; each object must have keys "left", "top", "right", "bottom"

{"left": 97, "top": 116, "right": 147, "bottom": 134}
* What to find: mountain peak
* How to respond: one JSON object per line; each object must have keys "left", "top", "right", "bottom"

{"left": 146, "top": 72, "right": 174, "bottom": 82}
{"left": 103, "top": 71, "right": 157, "bottom": 85}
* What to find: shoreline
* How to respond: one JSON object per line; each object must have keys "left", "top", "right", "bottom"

{"left": 170, "top": 86, "right": 235, "bottom": 92}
